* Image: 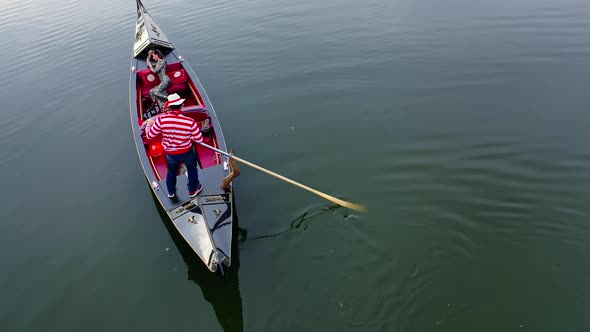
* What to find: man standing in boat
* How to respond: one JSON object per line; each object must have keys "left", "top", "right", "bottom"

{"left": 144, "top": 93, "right": 204, "bottom": 198}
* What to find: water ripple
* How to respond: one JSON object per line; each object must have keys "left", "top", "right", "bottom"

{"left": 2, "top": 0, "right": 590, "bottom": 331}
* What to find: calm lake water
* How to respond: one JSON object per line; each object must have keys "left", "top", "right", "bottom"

{"left": 1, "top": 0, "right": 590, "bottom": 331}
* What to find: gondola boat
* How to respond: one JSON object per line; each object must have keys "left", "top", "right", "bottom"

{"left": 128, "top": 0, "right": 235, "bottom": 273}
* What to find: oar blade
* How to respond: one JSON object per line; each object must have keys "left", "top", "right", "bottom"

{"left": 333, "top": 198, "right": 368, "bottom": 213}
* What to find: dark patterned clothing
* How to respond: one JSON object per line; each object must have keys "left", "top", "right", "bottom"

{"left": 149, "top": 59, "right": 171, "bottom": 102}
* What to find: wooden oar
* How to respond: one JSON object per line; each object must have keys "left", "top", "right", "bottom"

{"left": 197, "top": 142, "right": 368, "bottom": 212}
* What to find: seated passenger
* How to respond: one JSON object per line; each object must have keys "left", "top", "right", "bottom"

{"left": 146, "top": 49, "right": 171, "bottom": 105}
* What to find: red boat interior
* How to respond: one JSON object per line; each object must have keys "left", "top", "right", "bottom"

{"left": 136, "top": 62, "right": 222, "bottom": 180}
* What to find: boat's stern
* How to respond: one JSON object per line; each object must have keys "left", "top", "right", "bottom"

{"left": 169, "top": 191, "right": 233, "bottom": 272}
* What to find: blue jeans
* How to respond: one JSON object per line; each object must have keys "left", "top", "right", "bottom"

{"left": 166, "top": 149, "right": 200, "bottom": 195}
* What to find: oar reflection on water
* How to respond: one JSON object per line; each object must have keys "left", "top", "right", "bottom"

{"left": 238, "top": 203, "right": 355, "bottom": 242}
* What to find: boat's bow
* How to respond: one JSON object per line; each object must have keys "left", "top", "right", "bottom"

{"left": 133, "top": 0, "right": 174, "bottom": 58}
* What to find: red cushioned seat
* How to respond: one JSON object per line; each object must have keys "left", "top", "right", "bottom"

{"left": 167, "top": 82, "right": 186, "bottom": 95}
{"left": 167, "top": 67, "right": 188, "bottom": 95}
{"left": 166, "top": 62, "right": 183, "bottom": 72}
{"left": 136, "top": 62, "right": 188, "bottom": 97}
{"left": 137, "top": 68, "right": 160, "bottom": 97}
{"left": 170, "top": 68, "right": 187, "bottom": 85}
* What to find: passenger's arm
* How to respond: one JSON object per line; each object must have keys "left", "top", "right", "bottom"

{"left": 151, "top": 60, "right": 164, "bottom": 74}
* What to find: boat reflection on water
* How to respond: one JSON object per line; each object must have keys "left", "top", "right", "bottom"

{"left": 150, "top": 195, "right": 349, "bottom": 331}
{"left": 152, "top": 193, "right": 244, "bottom": 332}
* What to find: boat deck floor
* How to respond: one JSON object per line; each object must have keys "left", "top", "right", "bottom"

{"left": 158, "top": 164, "right": 229, "bottom": 211}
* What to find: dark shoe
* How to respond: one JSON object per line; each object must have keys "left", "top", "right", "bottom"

{"left": 189, "top": 184, "right": 203, "bottom": 197}
{"left": 167, "top": 192, "right": 175, "bottom": 198}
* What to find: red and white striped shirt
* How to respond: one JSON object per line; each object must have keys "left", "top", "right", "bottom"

{"left": 145, "top": 111, "right": 203, "bottom": 154}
